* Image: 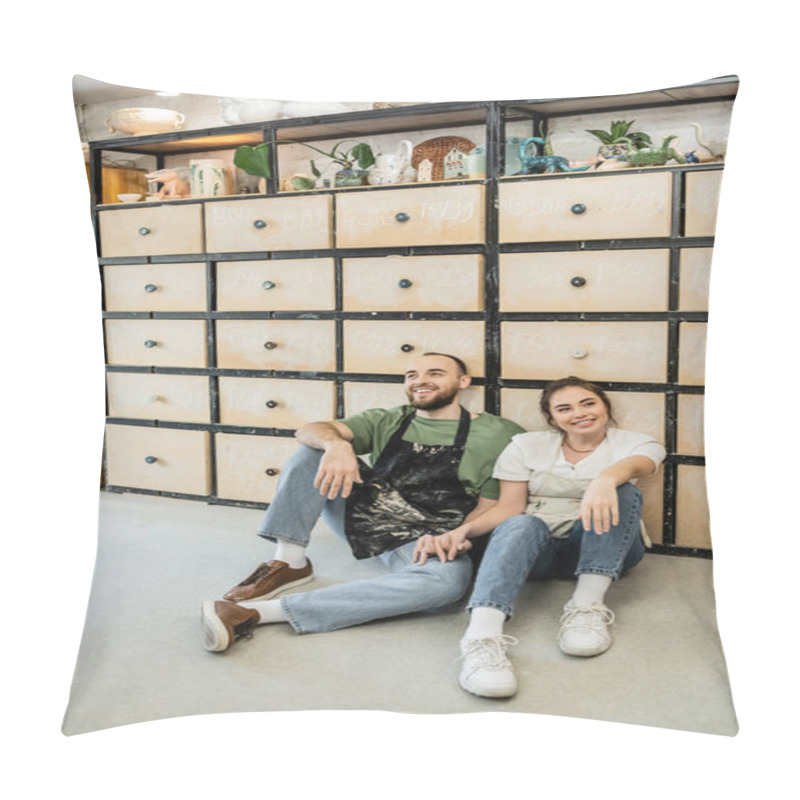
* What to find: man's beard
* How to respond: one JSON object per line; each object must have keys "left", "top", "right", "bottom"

{"left": 406, "top": 385, "right": 459, "bottom": 410}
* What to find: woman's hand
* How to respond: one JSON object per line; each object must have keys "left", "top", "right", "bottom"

{"left": 413, "top": 528, "right": 472, "bottom": 565}
{"left": 313, "top": 441, "right": 362, "bottom": 499}
{"left": 580, "top": 475, "right": 619, "bottom": 534}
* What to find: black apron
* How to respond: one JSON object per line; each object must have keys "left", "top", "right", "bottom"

{"left": 344, "top": 407, "right": 477, "bottom": 560}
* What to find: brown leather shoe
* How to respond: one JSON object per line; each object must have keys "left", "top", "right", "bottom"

{"left": 222, "top": 559, "right": 314, "bottom": 603}
{"left": 201, "top": 601, "right": 260, "bottom": 652}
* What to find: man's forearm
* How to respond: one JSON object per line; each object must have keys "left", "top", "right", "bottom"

{"left": 295, "top": 421, "right": 354, "bottom": 451}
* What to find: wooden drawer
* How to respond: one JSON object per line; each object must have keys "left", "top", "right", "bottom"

{"left": 679, "top": 247, "right": 713, "bottom": 311}
{"left": 106, "top": 373, "right": 210, "bottom": 423}
{"left": 500, "top": 388, "right": 665, "bottom": 440}
{"left": 218, "top": 377, "right": 336, "bottom": 428}
{"left": 343, "top": 381, "right": 484, "bottom": 417}
{"left": 343, "top": 320, "right": 485, "bottom": 376}
{"left": 678, "top": 322, "right": 707, "bottom": 385}
{"left": 343, "top": 254, "right": 484, "bottom": 312}
{"left": 336, "top": 184, "right": 485, "bottom": 248}
{"left": 103, "top": 263, "right": 207, "bottom": 312}
{"left": 498, "top": 173, "right": 673, "bottom": 242}
{"left": 216, "top": 320, "right": 336, "bottom": 371}
{"left": 99, "top": 204, "right": 204, "bottom": 257}
{"left": 104, "top": 425, "right": 210, "bottom": 495}
{"left": 684, "top": 171, "right": 723, "bottom": 237}
{"left": 217, "top": 258, "right": 335, "bottom": 311}
{"left": 499, "top": 250, "right": 669, "bottom": 312}
{"left": 104, "top": 319, "right": 207, "bottom": 368}
{"left": 215, "top": 434, "right": 299, "bottom": 503}
{"left": 677, "top": 394, "right": 704, "bottom": 456}
{"left": 675, "top": 465, "right": 711, "bottom": 549}
{"left": 204, "top": 195, "right": 332, "bottom": 252}
{"left": 501, "top": 321, "right": 668, "bottom": 382}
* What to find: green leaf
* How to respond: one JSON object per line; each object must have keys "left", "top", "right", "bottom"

{"left": 351, "top": 142, "right": 375, "bottom": 170}
{"left": 586, "top": 129, "right": 613, "bottom": 144}
{"left": 310, "top": 159, "right": 321, "bottom": 178}
{"left": 233, "top": 143, "right": 272, "bottom": 178}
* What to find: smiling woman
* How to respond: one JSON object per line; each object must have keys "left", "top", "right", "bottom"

{"left": 414, "top": 374, "right": 667, "bottom": 699}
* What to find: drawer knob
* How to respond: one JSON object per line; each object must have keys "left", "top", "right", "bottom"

{"left": 144, "top": 284, "right": 158, "bottom": 293}
{"left": 144, "top": 456, "right": 157, "bottom": 464}
{"left": 571, "top": 347, "right": 588, "bottom": 359}
{"left": 262, "top": 280, "right": 277, "bottom": 290}
{"left": 570, "top": 276, "right": 587, "bottom": 287}
{"left": 570, "top": 203, "right": 587, "bottom": 215}
{"left": 263, "top": 341, "right": 278, "bottom": 350}
{"left": 148, "top": 395, "right": 161, "bottom": 403}
{"left": 400, "top": 343, "right": 415, "bottom": 353}
{"left": 138, "top": 227, "right": 151, "bottom": 236}
{"left": 144, "top": 339, "right": 158, "bottom": 348}
{"left": 398, "top": 278, "right": 413, "bottom": 289}
{"left": 253, "top": 219, "right": 268, "bottom": 229}
{"left": 265, "top": 400, "right": 278, "bottom": 408}
{"left": 395, "top": 212, "right": 410, "bottom": 223}
{"left": 265, "top": 468, "right": 280, "bottom": 477}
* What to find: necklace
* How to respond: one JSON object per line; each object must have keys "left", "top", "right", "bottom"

{"left": 563, "top": 435, "right": 605, "bottom": 454}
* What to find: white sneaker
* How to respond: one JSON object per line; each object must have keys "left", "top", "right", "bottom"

{"left": 558, "top": 602, "right": 615, "bottom": 657}
{"left": 459, "top": 635, "right": 519, "bottom": 698}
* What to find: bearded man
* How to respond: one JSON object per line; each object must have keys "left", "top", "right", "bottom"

{"left": 201, "top": 352, "right": 524, "bottom": 652}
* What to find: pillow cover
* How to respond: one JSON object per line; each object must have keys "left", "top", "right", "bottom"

{"left": 62, "top": 75, "right": 738, "bottom": 737}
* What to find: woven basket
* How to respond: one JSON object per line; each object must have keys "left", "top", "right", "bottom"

{"left": 412, "top": 136, "right": 476, "bottom": 181}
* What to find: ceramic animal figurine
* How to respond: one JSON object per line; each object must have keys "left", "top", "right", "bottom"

{"left": 518, "top": 138, "right": 591, "bottom": 174}
{"left": 623, "top": 136, "right": 686, "bottom": 167}
{"left": 690, "top": 123, "right": 726, "bottom": 160}
{"left": 145, "top": 169, "right": 190, "bottom": 199}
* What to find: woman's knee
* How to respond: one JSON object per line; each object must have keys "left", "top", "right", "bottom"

{"left": 617, "top": 482, "right": 643, "bottom": 510}
{"left": 491, "top": 514, "right": 550, "bottom": 547}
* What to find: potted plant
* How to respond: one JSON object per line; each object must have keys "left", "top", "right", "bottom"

{"left": 585, "top": 120, "right": 652, "bottom": 158}
{"left": 234, "top": 139, "right": 375, "bottom": 190}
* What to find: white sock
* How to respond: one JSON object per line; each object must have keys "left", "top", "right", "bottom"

{"left": 275, "top": 540, "right": 308, "bottom": 569}
{"left": 464, "top": 607, "right": 506, "bottom": 641}
{"left": 239, "top": 599, "right": 288, "bottom": 625}
{"left": 570, "top": 574, "right": 613, "bottom": 607}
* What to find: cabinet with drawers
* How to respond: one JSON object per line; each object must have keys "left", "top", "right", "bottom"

{"left": 91, "top": 76, "right": 736, "bottom": 555}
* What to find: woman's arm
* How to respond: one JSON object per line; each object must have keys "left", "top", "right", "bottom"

{"left": 580, "top": 454, "right": 657, "bottom": 534}
{"left": 413, "top": 480, "right": 529, "bottom": 564}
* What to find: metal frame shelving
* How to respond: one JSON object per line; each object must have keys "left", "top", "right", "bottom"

{"left": 91, "top": 76, "right": 739, "bottom": 558}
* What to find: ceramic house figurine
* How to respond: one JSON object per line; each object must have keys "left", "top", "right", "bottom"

{"left": 417, "top": 158, "right": 433, "bottom": 182}
{"left": 443, "top": 147, "right": 467, "bottom": 180}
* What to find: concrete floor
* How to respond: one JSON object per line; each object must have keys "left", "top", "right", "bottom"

{"left": 62, "top": 491, "right": 738, "bottom": 736}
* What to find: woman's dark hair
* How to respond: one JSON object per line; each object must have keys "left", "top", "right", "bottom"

{"left": 539, "top": 376, "right": 616, "bottom": 430}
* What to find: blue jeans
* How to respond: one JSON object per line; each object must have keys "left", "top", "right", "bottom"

{"left": 255, "top": 445, "right": 473, "bottom": 634}
{"left": 467, "top": 483, "right": 645, "bottom": 619}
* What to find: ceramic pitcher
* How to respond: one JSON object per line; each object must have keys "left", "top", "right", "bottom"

{"left": 190, "top": 159, "right": 229, "bottom": 198}
{"left": 368, "top": 140, "right": 415, "bottom": 185}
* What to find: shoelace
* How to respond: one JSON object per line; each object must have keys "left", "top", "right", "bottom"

{"left": 558, "top": 604, "right": 615, "bottom": 635}
{"left": 238, "top": 562, "right": 276, "bottom": 586}
{"left": 460, "top": 635, "right": 519, "bottom": 670}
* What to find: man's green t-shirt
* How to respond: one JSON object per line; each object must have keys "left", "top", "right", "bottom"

{"left": 339, "top": 405, "right": 525, "bottom": 501}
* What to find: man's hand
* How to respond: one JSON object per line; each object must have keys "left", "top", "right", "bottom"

{"left": 413, "top": 528, "right": 472, "bottom": 566}
{"left": 313, "top": 442, "right": 362, "bottom": 499}
{"left": 580, "top": 475, "right": 619, "bottom": 534}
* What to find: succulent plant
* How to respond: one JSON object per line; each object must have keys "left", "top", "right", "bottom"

{"left": 586, "top": 120, "right": 652, "bottom": 150}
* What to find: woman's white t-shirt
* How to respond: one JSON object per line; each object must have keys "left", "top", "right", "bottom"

{"left": 492, "top": 428, "right": 667, "bottom": 537}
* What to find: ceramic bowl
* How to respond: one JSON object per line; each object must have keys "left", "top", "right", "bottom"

{"left": 106, "top": 107, "right": 186, "bottom": 136}
{"left": 117, "top": 193, "right": 142, "bottom": 203}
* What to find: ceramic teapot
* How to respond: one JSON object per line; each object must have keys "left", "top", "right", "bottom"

{"left": 368, "top": 139, "right": 416, "bottom": 185}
